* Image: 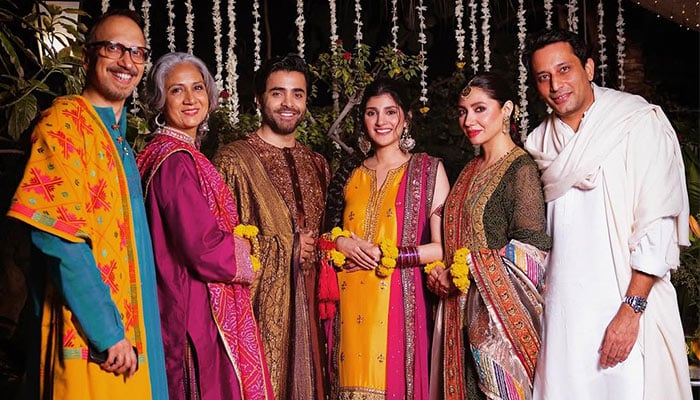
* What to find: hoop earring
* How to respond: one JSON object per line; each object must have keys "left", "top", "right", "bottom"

{"left": 155, "top": 112, "right": 166, "bottom": 128}
{"left": 399, "top": 125, "right": 415, "bottom": 152}
{"left": 358, "top": 133, "right": 372, "bottom": 155}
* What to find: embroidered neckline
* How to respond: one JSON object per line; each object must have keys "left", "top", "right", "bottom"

{"left": 157, "top": 126, "right": 196, "bottom": 145}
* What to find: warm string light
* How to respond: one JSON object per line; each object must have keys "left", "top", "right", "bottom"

{"left": 166, "top": 0, "right": 176, "bottom": 52}
{"left": 516, "top": 0, "right": 529, "bottom": 139}
{"left": 212, "top": 0, "right": 223, "bottom": 88}
{"left": 252, "top": 0, "right": 262, "bottom": 72}
{"left": 391, "top": 0, "right": 399, "bottom": 50}
{"left": 354, "top": 0, "right": 363, "bottom": 49}
{"left": 544, "top": 0, "right": 553, "bottom": 29}
{"left": 185, "top": 0, "right": 195, "bottom": 54}
{"left": 296, "top": 0, "right": 305, "bottom": 58}
{"left": 455, "top": 0, "right": 466, "bottom": 64}
{"left": 417, "top": 0, "right": 429, "bottom": 107}
{"left": 597, "top": 0, "right": 608, "bottom": 86}
{"left": 468, "top": 0, "right": 479, "bottom": 73}
{"left": 226, "top": 0, "right": 240, "bottom": 126}
{"left": 616, "top": 0, "right": 626, "bottom": 90}
{"left": 568, "top": 0, "right": 579, "bottom": 33}
{"left": 480, "top": 0, "right": 491, "bottom": 71}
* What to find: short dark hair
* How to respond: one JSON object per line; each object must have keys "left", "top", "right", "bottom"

{"left": 85, "top": 9, "right": 144, "bottom": 44}
{"left": 254, "top": 54, "right": 310, "bottom": 99}
{"left": 523, "top": 28, "right": 591, "bottom": 75}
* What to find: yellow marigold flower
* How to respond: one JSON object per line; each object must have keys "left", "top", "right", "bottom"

{"left": 393, "top": 68, "right": 401, "bottom": 75}
{"left": 331, "top": 227, "right": 351, "bottom": 240}
{"left": 424, "top": 260, "right": 444, "bottom": 274}
{"left": 450, "top": 262, "right": 468, "bottom": 278}
{"left": 453, "top": 276, "right": 470, "bottom": 292}
{"left": 330, "top": 249, "right": 346, "bottom": 267}
{"left": 456, "top": 61, "right": 465, "bottom": 69}
{"left": 381, "top": 257, "right": 397, "bottom": 269}
{"left": 453, "top": 247, "right": 471, "bottom": 262}
{"left": 380, "top": 239, "right": 399, "bottom": 259}
{"left": 419, "top": 106, "right": 430, "bottom": 114}
{"left": 250, "top": 255, "right": 261, "bottom": 272}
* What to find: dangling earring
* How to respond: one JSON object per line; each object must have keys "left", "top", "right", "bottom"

{"left": 399, "top": 125, "right": 415, "bottom": 152}
{"left": 358, "top": 133, "right": 372, "bottom": 155}
{"left": 155, "top": 112, "right": 166, "bottom": 129}
{"left": 502, "top": 116, "right": 510, "bottom": 135}
{"left": 198, "top": 114, "right": 210, "bottom": 135}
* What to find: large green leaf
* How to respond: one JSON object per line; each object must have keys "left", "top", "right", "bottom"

{"left": 8, "top": 94, "right": 37, "bottom": 141}
{"left": 0, "top": 29, "right": 23, "bottom": 77}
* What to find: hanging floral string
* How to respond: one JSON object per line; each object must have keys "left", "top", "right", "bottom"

{"left": 101, "top": 0, "right": 109, "bottom": 14}
{"left": 329, "top": 0, "right": 339, "bottom": 110}
{"left": 544, "top": 0, "right": 553, "bottom": 29}
{"left": 185, "top": 0, "right": 194, "bottom": 54}
{"left": 616, "top": 0, "right": 626, "bottom": 90}
{"left": 354, "top": 0, "right": 363, "bottom": 49}
{"left": 455, "top": 0, "right": 465, "bottom": 68}
{"left": 212, "top": 0, "right": 223, "bottom": 88}
{"left": 166, "top": 0, "right": 176, "bottom": 52}
{"left": 253, "top": 0, "right": 262, "bottom": 71}
{"left": 390, "top": 0, "right": 399, "bottom": 50}
{"left": 468, "top": 0, "right": 479, "bottom": 73}
{"left": 568, "top": 0, "right": 579, "bottom": 33}
{"left": 597, "top": 0, "right": 608, "bottom": 86}
{"left": 516, "top": 0, "right": 529, "bottom": 139}
{"left": 480, "top": 0, "right": 491, "bottom": 71}
{"left": 417, "top": 0, "right": 429, "bottom": 111}
{"left": 296, "top": 0, "right": 305, "bottom": 58}
{"left": 141, "top": 0, "right": 151, "bottom": 61}
{"left": 226, "top": 0, "right": 240, "bottom": 126}
{"left": 128, "top": 0, "right": 139, "bottom": 115}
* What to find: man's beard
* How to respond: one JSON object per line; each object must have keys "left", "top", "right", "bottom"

{"left": 260, "top": 103, "right": 304, "bottom": 136}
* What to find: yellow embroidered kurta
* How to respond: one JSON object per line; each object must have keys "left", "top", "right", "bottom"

{"left": 337, "top": 164, "right": 405, "bottom": 396}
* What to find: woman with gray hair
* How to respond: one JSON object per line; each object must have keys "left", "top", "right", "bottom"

{"left": 136, "top": 52, "right": 273, "bottom": 400}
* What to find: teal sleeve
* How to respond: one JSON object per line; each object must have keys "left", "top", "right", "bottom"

{"left": 31, "top": 229, "right": 125, "bottom": 352}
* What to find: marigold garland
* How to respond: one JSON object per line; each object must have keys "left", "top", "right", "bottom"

{"left": 234, "top": 224, "right": 261, "bottom": 272}
{"left": 424, "top": 260, "right": 445, "bottom": 275}
{"left": 376, "top": 238, "right": 399, "bottom": 278}
{"left": 450, "top": 247, "right": 472, "bottom": 292}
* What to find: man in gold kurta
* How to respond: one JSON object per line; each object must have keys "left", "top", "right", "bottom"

{"left": 213, "top": 54, "right": 329, "bottom": 400}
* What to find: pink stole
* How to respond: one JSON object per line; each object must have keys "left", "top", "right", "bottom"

{"left": 137, "top": 134, "right": 272, "bottom": 399}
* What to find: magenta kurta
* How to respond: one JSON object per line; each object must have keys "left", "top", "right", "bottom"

{"left": 137, "top": 132, "right": 272, "bottom": 400}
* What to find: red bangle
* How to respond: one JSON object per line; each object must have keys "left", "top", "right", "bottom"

{"left": 396, "top": 246, "right": 420, "bottom": 268}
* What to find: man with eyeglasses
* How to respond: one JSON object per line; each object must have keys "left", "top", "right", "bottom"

{"left": 7, "top": 9, "right": 168, "bottom": 399}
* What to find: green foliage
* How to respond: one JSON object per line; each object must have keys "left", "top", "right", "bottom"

{"left": 0, "top": 1, "right": 86, "bottom": 141}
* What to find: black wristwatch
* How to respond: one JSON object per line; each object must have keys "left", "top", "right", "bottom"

{"left": 623, "top": 296, "right": 647, "bottom": 313}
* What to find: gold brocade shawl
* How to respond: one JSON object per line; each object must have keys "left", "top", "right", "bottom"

{"left": 213, "top": 136, "right": 329, "bottom": 400}
{"left": 7, "top": 96, "right": 151, "bottom": 397}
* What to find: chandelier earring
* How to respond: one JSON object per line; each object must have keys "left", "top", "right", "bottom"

{"left": 155, "top": 112, "right": 166, "bottom": 129}
{"left": 358, "top": 133, "right": 372, "bottom": 155}
{"left": 502, "top": 115, "right": 510, "bottom": 135}
{"left": 399, "top": 125, "right": 416, "bottom": 152}
{"left": 198, "top": 114, "right": 210, "bottom": 135}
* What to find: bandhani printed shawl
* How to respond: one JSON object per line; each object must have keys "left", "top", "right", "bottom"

{"left": 7, "top": 96, "right": 151, "bottom": 393}
{"left": 137, "top": 133, "right": 273, "bottom": 400}
{"left": 441, "top": 147, "right": 546, "bottom": 400}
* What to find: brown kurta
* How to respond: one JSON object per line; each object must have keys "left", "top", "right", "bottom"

{"left": 213, "top": 133, "right": 330, "bottom": 400}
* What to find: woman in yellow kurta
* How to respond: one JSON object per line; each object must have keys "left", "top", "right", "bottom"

{"left": 322, "top": 78, "right": 450, "bottom": 399}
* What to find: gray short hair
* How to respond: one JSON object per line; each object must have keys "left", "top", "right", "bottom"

{"left": 142, "top": 52, "right": 219, "bottom": 131}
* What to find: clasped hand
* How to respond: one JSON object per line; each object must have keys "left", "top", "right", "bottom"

{"left": 336, "top": 233, "right": 381, "bottom": 272}
{"left": 427, "top": 264, "right": 455, "bottom": 297}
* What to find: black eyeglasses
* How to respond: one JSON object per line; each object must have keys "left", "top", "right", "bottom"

{"left": 86, "top": 41, "right": 150, "bottom": 64}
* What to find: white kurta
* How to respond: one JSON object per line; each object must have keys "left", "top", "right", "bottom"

{"left": 526, "top": 84, "right": 691, "bottom": 400}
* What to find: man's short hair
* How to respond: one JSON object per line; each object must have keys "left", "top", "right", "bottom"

{"left": 523, "top": 28, "right": 591, "bottom": 75}
{"left": 85, "top": 8, "right": 144, "bottom": 45}
{"left": 253, "top": 54, "right": 311, "bottom": 99}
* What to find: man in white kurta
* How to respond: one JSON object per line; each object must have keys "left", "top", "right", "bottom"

{"left": 523, "top": 29, "right": 691, "bottom": 400}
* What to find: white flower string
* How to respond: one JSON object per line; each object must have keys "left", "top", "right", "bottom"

{"left": 544, "top": 0, "right": 553, "bottom": 29}
{"left": 597, "top": 0, "right": 608, "bottom": 86}
{"left": 252, "top": 0, "right": 262, "bottom": 71}
{"left": 568, "top": 0, "right": 579, "bottom": 34}
{"left": 296, "top": 0, "right": 305, "bottom": 58}
{"left": 616, "top": 0, "right": 626, "bottom": 90}
{"left": 391, "top": 0, "right": 399, "bottom": 50}
{"left": 141, "top": 0, "right": 151, "bottom": 70}
{"left": 468, "top": 0, "right": 479, "bottom": 73}
{"left": 455, "top": 0, "right": 465, "bottom": 65}
{"left": 212, "top": 0, "right": 223, "bottom": 88}
{"left": 329, "top": 0, "right": 340, "bottom": 110}
{"left": 166, "top": 0, "right": 176, "bottom": 52}
{"left": 226, "top": 0, "right": 240, "bottom": 126}
{"left": 516, "top": 0, "right": 529, "bottom": 140}
{"left": 128, "top": 1, "right": 134, "bottom": 10}
{"left": 480, "top": 0, "right": 491, "bottom": 71}
{"left": 101, "top": 0, "right": 109, "bottom": 14}
{"left": 185, "top": 0, "right": 195, "bottom": 54}
{"left": 128, "top": 0, "right": 138, "bottom": 114}
{"left": 417, "top": 0, "right": 429, "bottom": 107}
{"left": 354, "top": 0, "right": 363, "bottom": 50}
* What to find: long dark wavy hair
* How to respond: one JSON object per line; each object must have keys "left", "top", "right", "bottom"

{"left": 323, "top": 77, "right": 410, "bottom": 232}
